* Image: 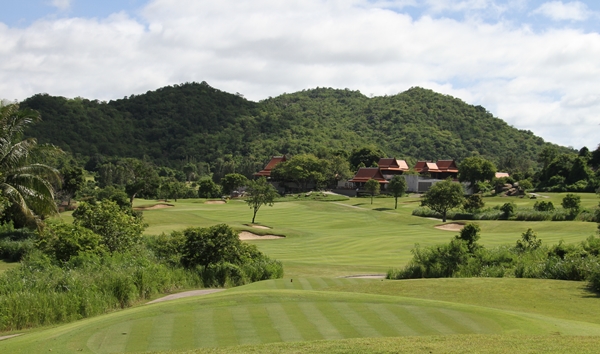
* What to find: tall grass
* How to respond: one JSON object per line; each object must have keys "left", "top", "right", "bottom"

{"left": 412, "top": 206, "right": 598, "bottom": 222}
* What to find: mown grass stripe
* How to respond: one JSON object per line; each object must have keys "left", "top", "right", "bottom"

{"left": 305, "top": 278, "right": 324, "bottom": 289}
{"left": 146, "top": 314, "right": 175, "bottom": 352}
{"left": 438, "top": 308, "right": 494, "bottom": 334}
{"left": 298, "top": 278, "right": 313, "bottom": 290}
{"left": 389, "top": 305, "right": 436, "bottom": 335}
{"left": 231, "top": 306, "right": 261, "bottom": 345}
{"left": 332, "top": 302, "right": 382, "bottom": 338}
{"left": 248, "top": 306, "right": 282, "bottom": 344}
{"left": 194, "top": 309, "right": 218, "bottom": 348}
{"left": 313, "top": 278, "right": 329, "bottom": 289}
{"left": 282, "top": 302, "right": 323, "bottom": 341}
{"left": 266, "top": 303, "right": 303, "bottom": 342}
{"left": 405, "top": 306, "right": 455, "bottom": 335}
{"left": 99, "top": 321, "right": 132, "bottom": 354}
{"left": 367, "top": 303, "right": 418, "bottom": 336}
{"left": 171, "top": 311, "right": 196, "bottom": 350}
{"left": 298, "top": 302, "right": 345, "bottom": 339}
{"left": 123, "top": 318, "right": 153, "bottom": 353}
{"left": 214, "top": 307, "right": 238, "bottom": 346}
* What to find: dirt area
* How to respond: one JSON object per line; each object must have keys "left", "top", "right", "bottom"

{"left": 134, "top": 203, "right": 174, "bottom": 211}
{"left": 434, "top": 222, "right": 465, "bottom": 231}
{"left": 147, "top": 289, "right": 226, "bottom": 304}
{"left": 204, "top": 200, "right": 226, "bottom": 204}
{"left": 0, "top": 334, "right": 23, "bottom": 341}
{"left": 239, "top": 231, "right": 284, "bottom": 240}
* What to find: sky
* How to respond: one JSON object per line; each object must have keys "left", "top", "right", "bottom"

{"left": 1, "top": 1, "right": 599, "bottom": 150}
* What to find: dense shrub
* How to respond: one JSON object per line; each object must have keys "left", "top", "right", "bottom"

{"left": 0, "top": 222, "right": 37, "bottom": 261}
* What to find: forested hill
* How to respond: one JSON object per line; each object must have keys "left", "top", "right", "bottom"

{"left": 23, "top": 81, "right": 562, "bottom": 167}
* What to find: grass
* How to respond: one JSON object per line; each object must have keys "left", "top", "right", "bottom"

{"left": 2, "top": 278, "right": 600, "bottom": 353}
{"left": 0, "top": 260, "right": 18, "bottom": 273}
{"left": 4, "top": 192, "right": 597, "bottom": 352}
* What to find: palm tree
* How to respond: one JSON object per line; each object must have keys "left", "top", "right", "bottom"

{"left": 0, "top": 103, "right": 61, "bottom": 227}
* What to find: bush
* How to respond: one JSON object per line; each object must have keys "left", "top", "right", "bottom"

{"left": 463, "top": 194, "right": 485, "bottom": 213}
{"left": 37, "top": 221, "right": 105, "bottom": 262}
{"left": 534, "top": 201, "right": 555, "bottom": 211}
{"left": 500, "top": 202, "right": 515, "bottom": 218}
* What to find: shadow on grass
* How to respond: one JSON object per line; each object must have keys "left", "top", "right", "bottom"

{"left": 353, "top": 203, "right": 367, "bottom": 207}
{"left": 374, "top": 208, "right": 394, "bottom": 211}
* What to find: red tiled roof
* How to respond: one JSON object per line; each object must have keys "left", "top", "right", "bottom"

{"left": 415, "top": 161, "right": 441, "bottom": 173}
{"left": 437, "top": 160, "right": 459, "bottom": 172}
{"left": 254, "top": 156, "right": 286, "bottom": 177}
{"left": 349, "top": 168, "right": 389, "bottom": 183}
{"left": 414, "top": 161, "right": 427, "bottom": 172}
{"left": 378, "top": 158, "right": 409, "bottom": 171}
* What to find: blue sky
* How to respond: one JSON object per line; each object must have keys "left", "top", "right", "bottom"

{"left": 0, "top": 0, "right": 599, "bottom": 149}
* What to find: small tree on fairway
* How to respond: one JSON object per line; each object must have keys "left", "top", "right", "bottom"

{"left": 561, "top": 193, "right": 581, "bottom": 216}
{"left": 421, "top": 179, "right": 464, "bottom": 222}
{"left": 246, "top": 177, "right": 278, "bottom": 224}
{"left": 388, "top": 175, "right": 407, "bottom": 209}
{"left": 364, "top": 179, "right": 380, "bottom": 204}
{"left": 455, "top": 223, "right": 481, "bottom": 252}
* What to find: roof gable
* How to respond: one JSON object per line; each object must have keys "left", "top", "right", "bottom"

{"left": 254, "top": 155, "right": 287, "bottom": 176}
{"left": 349, "top": 167, "right": 389, "bottom": 183}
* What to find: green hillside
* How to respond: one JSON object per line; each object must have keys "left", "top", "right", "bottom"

{"left": 22, "top": 82, "right": 565, "bottom": 167}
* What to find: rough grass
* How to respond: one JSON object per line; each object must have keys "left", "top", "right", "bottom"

{"left": 0, "top": 260, "right": 18, "bottom": 273}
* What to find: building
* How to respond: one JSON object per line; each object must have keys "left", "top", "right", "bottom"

{"left": 349, "top": 167, "right": 389, "bottom": 188}
{"left": 378, "top": 158, "right": 409, "bottom": 179}
{"left": 253, "top": 156, "right": 286, "bottom": 178}
{"left": 436, "top": 160, "right": 459, "bottom": 179}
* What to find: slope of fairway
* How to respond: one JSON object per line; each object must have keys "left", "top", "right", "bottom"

{"left": 3, "top": 282, "right": 600, "bottom": 353}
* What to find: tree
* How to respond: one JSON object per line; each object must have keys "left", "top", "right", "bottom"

{"left": 364, "top": 178, "right": 380, "bottom": 205}
{"left": 245, "top": 177, "right": 278, "bottom": 224}
{"left": 37, "top": 221, "right": 105, "bottom": 262}
{"left": 458, "top": 157, "right": 496, "bottom": 192}
{"left": 421, "top": 179, "right": 464, "bottom": 222}
{"left": 463, "top": 194, "right": 485, "bottom": 213}
{"left": 72, "top": 200, "right": 146, "bottom": 253}
{"left": 516, "top": 228, "right": 542, "bottom": 251}
{"left": 388, "top": 175, "right": 407, "bottom": 209}
{"left": 182, "top": 163, "right": 198, "bottom": 182}
{"left": 271, "top": 154, "right": 328, "bottom": 191}
{"left": 198, "top": 178, "right": 222, "bottom": 198}
{"left": 349, "top": 146, "right": 384, "bottom": 170}
{"left": 0, "top": 104, "right": 61, "bottom": 227}
{"left": 122, "top": 159, "right": 160, "bottom": 204}
{"left": 221, "top": 173, "right": 248, "bottom": 195}
{"left": 455, "top": 223, "right": 481, "bottom": 252}
{"left": 561, "top": 193, "right": 581, "bottom": 215}
{"left": 180, "top": 224, "right": 263, "bottom": 268}
{"left": 500, "top": 202, "right": 515, "bottom": 218}
{"left": 60, "top": 165, "right": 85, "bottom": 206}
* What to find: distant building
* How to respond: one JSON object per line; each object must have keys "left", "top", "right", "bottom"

{"left": 378, "top": 158, "right": 409, "bottom": 179}
{"left": 349, "top": 167, "right": 389, "bottom": 188}
{"left": 254, "top": 156, "right": 286, "bottom": 178}
{"left": 495, "top": 172, "right": 510, "bottom": 178}
{"left": 436, "top": 160, "right": 459, "bottom": 179}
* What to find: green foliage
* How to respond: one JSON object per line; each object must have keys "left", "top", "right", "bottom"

{"left": 0, "top": 222, "right": 37, "bottom": 262}
{"left": 562, "top": 193, "right": 581, "bottom": 215}
{"left": 463, "top": 194, "right": 485, "bottom": 212}
{"left": 198, "top": 178, "right": 222, "bottom": 198}
{"left": 388, "top": 175, "right": 407, "bottom": 209}
{"left": 59, "top": 165, "right": 85, "bottom": 205}
{"left": 221, "top": 173, "right": 248, "bottom": 195}
{"left": 181, "top": 224, "right": 262, "bottom": 268}
{"left": 458, "top": 156, "right": 497, "bottom": 190}
{"left": 0, "top": 104, "right": 61, "bottom": 227}
{"left": 349, "top": 146, "right": 384, "bottom": 170}
{"left": 516, "top": 228, "right": 542, "bottom": 251}
{"left": 455, "top": 223, "right": 481, "bottom": 252}
{"left": 37, "top": 221, "right": 105, "bottom": 262}
{"left": 364, "top": 179, "right": 380, "bottom": 205}
{"left": 500, "top": 202, "right": 515, "bottom": 218}
{"left": 271, "top": 154, "right": 328, "bottom": 191}
{"left": 245, "top": 177, "right": 279, "bottom": 223}
{"left": 72, "top": 200, "right": 146, "bottom": 253}
{"left": 420, "top": 179, "right": 464, "bottom": 222}
{"left": 534, "top": 201, "right": 555, "bottom": 212}
{"left": 23, "top": 84, "right": 565, "bottom": 175}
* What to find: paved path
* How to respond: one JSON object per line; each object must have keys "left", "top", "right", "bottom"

{"left": 341, "top": 274, "right": 386, "bottom": 279}
{"left": 146, "top": 289, "right": 226, "bottom": 304}
{"left": 0, "top": 334, "right": 23, "bottom": 341}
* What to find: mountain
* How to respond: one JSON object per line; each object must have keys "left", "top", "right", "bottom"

{"left": 22, "top": 81, "right": 565, "bottom": 168}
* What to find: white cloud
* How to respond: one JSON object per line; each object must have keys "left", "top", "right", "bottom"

{"left": 50, "top": 0, "right": 72, "bottom": 11}
{"left": 0, "top": 0, "right": 599, "bottom": 149}
{"left": 532, "top": 1, "right": 591, "bottom": 21}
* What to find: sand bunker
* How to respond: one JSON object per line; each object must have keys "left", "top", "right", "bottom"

{"left": 134, "top": 203, "right": 174, "bottom": 210}
{"left": 343, "top": 274, "right": 386, "bottom": 279}
{"left": 204, "top": 200, "right": 226, "bottom": 204}
{"left": 435, "top": 222, "right": 465, "bottom": 231}
{"left": 238, "top": 231, "right": 284, "bottom": 240}
{"left": 245, "top": 224, "right": 271, "bottom": 229}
